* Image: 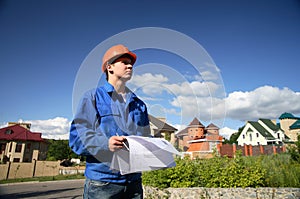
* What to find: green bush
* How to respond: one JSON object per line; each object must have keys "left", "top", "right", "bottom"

{"left": 142, "top": 153, "right": 300, "bottom": 188}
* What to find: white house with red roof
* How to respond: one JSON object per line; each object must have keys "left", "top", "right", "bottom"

{"left": 0, "top": 122, "right": 48, "bottom": 163}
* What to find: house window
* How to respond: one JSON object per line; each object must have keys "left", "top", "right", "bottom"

{"left": 277, "top": 133, "right": 280, "bottom": 139}
{"left": 5, "top": 129, "right": 13, "bottom": 134}
{"left": 249, "top": 134, "right": 252, "bottom": 141}
{"left": 13, "top": 158, "right": 20, "bottom": 162}
{"left": 0, "top": 143, "right": 6, "bottom": 154}
{"left": 256, "top": 133, "right": 259, "bottom": 137}
{"left": 15, "top": 143, "right": 22, "bottom": 153}
{"left": 26, "top": 143, "right": 31, "bottom": 152}
{"left": 243, "top": 135, "right": 245, "bottom": 139}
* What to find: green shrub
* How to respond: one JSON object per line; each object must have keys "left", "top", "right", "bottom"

{"left": 142, "top": 153, "right": 300, "bottom": 188}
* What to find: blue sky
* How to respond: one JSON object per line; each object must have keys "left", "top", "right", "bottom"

{"left": 1, "top": 0, "right": 300, "bottom": 139}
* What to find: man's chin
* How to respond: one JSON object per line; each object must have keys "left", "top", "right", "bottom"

{"left": 121, "top": 75, "right": 132, "bottom": 81}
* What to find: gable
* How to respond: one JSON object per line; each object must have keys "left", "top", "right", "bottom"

{"left": 238, "top": 121, "right": 276, "bottom": 142}
{"left": 248, "top": 121, "right": 275, "bottom": 140}
{"left": 149, "top": 115, "right": 177, "bottom": 132}
{"left": 0, "top": 124, "right": 44, "bottom": 142}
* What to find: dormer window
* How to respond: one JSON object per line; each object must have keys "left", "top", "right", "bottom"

{"left": 5, "top": 129, "right": 13, "bottom": 135}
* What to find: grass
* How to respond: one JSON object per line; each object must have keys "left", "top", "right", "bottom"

{"left": 0, "top": 174, "right": 85, "bottom": 184}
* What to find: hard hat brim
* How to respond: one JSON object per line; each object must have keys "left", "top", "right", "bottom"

{"left": 102, "top": 51, "right": 137, "bottom": 72}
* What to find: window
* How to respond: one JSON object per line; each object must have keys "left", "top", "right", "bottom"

{"left": 249, "top": 134, "right": 252, "bottom": 141}
{"left": 13, "top": 158, "right": 20, "bottom": 162}
{"left": 5, "top": 129, "right": 13, "bottom": 134}
{"left": 15, "top": 143, "right": 22, "bottom": 153}
{"left": 256, "top": 133, "right": 259, "bottom": 137}
{"left": 0, "top": 143, "right": 6, "bottom": 154}
{"left": 26, "top": 143, "right": 31, "bottom": 152}
{"left": 277, "top": 133, "right": 280, "bottom": 139}
{"left": 243, "top": 135, "right": 245, "bottom": 139}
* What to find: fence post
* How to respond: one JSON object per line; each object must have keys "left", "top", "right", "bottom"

{"left": 244, "top": 145, "right": 248, "bottom": 156}
{"left": 6, "top": 161, "right": 11, "bottom": 180}
{"left": 233, "top": 143, "right": 236, "bottom": 158}
{"left": 259, "top": 145, "right": 264, "bottom": 155}
{"left": 32, "top": 159, "right": 37, "bottom": 177}
{"left": 249, "top": 145, "right": 253, "bottom": 156}
{"left": 273, "top": 145, "right": 277, "bottom": 155}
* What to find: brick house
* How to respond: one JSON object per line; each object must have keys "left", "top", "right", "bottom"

{"left": 175, "top": 118, "right": 223, "bottom": 158}
{"left": 0, "top": 122, "right": 48, "bottom": 163}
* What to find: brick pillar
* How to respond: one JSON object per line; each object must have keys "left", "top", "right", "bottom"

{"left": 259, "top": 145, "right": 264, "bottom": 155}
{"left": 249, "top": 145, "right": 253, "bottom": 156}
{"left": 216, "top": 143, "right": 221, "bottom": 155}
{"left": 282, "top": 145, "right": 286, "bottom": 153}
{"left": 273, "top": 145, "right": 277, "bottom": 155}
{"left": 244, "top": 145, "right": 248, "bottom": 156}
{"left": 233, "top": 143, "right": 237, "bottom": 158}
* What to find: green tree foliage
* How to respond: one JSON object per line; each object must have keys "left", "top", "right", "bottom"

{"left": 225, "top": 126, "right": 244, "bottom": 144}
{"left": 46, "top": 139, "right": 79, "bottom": 161}
{"left": 287, "top": 135, "right": 300, "bottom": 163}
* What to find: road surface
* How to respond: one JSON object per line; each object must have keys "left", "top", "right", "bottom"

{"left": 0, "top": 179, "right": 85, "bottom": 199}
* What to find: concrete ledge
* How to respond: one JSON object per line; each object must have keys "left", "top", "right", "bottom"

{"left": 143, "top": 186, "right": 300, "bottom": 199}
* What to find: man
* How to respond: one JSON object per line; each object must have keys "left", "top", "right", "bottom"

{"left": 69, "top": 44, "right": 151, "bottom": 199}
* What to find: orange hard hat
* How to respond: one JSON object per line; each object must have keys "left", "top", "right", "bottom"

{"left": 102, "top": 44, "right": 137, "bottom": 72}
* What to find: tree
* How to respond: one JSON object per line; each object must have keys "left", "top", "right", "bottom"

{"left": 46, "top": 139, "right": 79, "bottom": 161}
{"left": 287, "top": 135, "right": 300, "bottom": 163}
{"left": 226, "top": 126, "right": 245, "bottom": 144}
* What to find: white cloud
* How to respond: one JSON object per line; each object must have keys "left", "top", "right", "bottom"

{"left": 219, "top": 127, "right": 237, "bottom": 139}
{"left": 130, "top": 73, "right": 300, "bottom": 131}
{"left": 129, "top": 73, "right": 221, "bottom": 97}
{"left": 225, "top": 86, "right": 300, "bottom": 121}
{"left": 24, "top": 117, "right": 71, "bottom": 140}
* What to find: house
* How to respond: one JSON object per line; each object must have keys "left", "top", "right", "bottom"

{"left": 0, "top": 122, "right": 49, "bottom": 163}
{"left": 148, "top": 114, "right": 177, "bottom": 145}
{"left": 175, "top": 117, "right": 223, "bottom": 158}
{"left": 237, "top": 118, "right": 289, "bottom": 146}
{"left": 279, "top": 112, "right": 300, "bottom": 142}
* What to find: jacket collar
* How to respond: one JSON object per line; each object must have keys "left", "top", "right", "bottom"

{"left": 103, "top": 81, "right": 137, "bottom": 99}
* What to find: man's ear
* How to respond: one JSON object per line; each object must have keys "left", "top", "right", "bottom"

{"left": 107, "top": 64, "right": 114, "bottom": 74}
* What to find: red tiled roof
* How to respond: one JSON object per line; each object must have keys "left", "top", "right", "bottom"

{"left": 0, "top": 124, "right": 44, "bottom": 142}
{"left": 187, "top": 142, "right": 209, "bottom": 152}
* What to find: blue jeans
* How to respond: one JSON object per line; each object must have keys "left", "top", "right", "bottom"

{"left": 83, "top": 178, "right": 143, "bottom": 199}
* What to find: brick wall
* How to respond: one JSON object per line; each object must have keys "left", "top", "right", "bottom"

{"left": 219, "top": 144, "right": 286, "bottom": 157}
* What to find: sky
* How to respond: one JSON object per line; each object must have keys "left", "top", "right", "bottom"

{"left": 0, "top": 0, "right": 300, "bottom": 139}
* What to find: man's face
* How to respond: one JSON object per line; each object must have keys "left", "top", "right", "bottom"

{"left": 110, "top": 57, "right": 133, "bottom": 81}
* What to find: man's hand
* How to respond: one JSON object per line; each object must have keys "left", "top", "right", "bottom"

{"left": 109, "top": 136, "right": 126, "bottom": 152}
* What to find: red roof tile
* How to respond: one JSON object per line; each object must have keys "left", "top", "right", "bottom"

{"left": 0, "top": 124, "right": 44, "bottom": 142}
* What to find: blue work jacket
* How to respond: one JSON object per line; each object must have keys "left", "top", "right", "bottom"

{"left": 69, "top": 81, "right": 151, "bottom": 184}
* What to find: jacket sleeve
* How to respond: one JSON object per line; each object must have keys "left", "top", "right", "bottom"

{"left": 69, "top": 91, "right": 109, "bottom": 156}
{"left": 135, "top": 100, "right": 152, "bottom": 137}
